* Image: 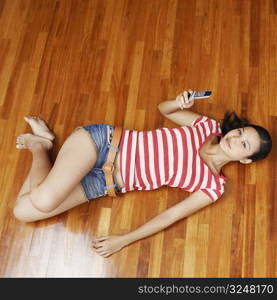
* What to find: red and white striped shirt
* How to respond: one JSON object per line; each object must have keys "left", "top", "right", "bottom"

{"left": 119, "top": 115, "right": 227, "bottom": 201}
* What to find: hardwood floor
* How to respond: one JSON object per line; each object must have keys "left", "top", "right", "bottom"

{"left": 0, "top": 0, "right": 276, "bottom": 277}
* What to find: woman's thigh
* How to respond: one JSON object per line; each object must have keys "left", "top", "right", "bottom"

{"left": 30, "top": 127, "right": 99, "bottom": 211}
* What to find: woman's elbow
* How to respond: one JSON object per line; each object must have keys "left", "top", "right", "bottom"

{"left": 157, "top": 104, "right": 165, "bottom": 115}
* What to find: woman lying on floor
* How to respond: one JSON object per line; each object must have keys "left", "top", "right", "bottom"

{"left": 13, "top": 90, "right": 272, "bottom": 257}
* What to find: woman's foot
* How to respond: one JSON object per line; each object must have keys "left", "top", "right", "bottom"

{"left": 24, "top": 116, "right": 55, "bottom": 141}
{"left": 16, "top": 133, "right": 53, "bottom": 151}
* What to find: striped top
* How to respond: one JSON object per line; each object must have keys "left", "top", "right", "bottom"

{"left": 119, "top": 115, "right": 227, "bottom": 201}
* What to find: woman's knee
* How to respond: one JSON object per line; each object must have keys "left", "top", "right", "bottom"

{"left": 13, "top": 193, "right": 33, "bottom": 222}
{"left": 13, "top": 191, "right": 53, "bottom": 222}
{"left": 13, "top": 204, "right": 35, "bottom": 223}
{"left": 29, "top": 187, "right": 59, "bottom": 213}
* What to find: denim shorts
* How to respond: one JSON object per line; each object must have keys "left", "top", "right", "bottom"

{"left": 75, "top": 124, "right": 122, "bottom": 201}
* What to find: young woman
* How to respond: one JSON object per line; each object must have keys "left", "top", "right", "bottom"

{"left": 13, "top": 90, "right": 272, "bottom": 257}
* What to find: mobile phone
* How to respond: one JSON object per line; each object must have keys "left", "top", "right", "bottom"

{"left": 188, "top": 91, "right": 212, "bottom": 99}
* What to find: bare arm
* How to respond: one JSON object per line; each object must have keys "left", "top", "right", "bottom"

{"left": 92, "top": 190, "right": 213, "bottom": 257}
{"left": 123, "top": 190, "right": 212, "bottom": 244}
{"left": 158, "top": 90, "right": 202, "bottom": 126}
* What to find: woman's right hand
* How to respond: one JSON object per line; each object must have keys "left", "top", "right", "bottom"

{"left": 91, "top": 235, "right": 128, "bottom": 257}
{"left": 175, "top": 90, "right": 195, "bottom": 109}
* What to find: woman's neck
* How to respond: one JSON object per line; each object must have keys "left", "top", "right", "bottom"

{"left": 204, "top": 142, "right": 232, "bottom": 172}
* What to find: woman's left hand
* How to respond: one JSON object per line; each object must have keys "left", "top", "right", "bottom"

{"left": 91, "top": 235, "right": 128, "bottom": 257}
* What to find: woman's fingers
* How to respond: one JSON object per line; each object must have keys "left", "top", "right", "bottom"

{"left": 177, "top": 90, "right": 194, "bottom": 109}
{"left": 92, "top": 236, "right": 110, "bottom": 251}
{"left": 92, "top": 236, "right": 109, "bottom": 242}
{"left": 93, "top": 246, "right": 104, "bottom": 253}
{"left": 102, "top": 252, "right": 111, "bottom": 258}
{"left": 92, "top": 244, "right": 102, "bottom": 249}
{"left": 91, "top": 235, "right": 125, "bottom": 257}
{"left": 190, "top": 97, "right": 195, "bottom": 106}
{"left": 91, "top": 241, "right": 111, "bottom": 257}
{"left": 177, "top": 91, "right": 187, "bottom": 110}
{"left": 92, "top": 236, "right": 109, "bottom": 247}
{"left": 182, "top": 91, "right": 189, "bottom": 104}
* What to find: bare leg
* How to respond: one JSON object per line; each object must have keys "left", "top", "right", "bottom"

{"left": 15, "top": 116, "right": 55, "bottom": 204}
{"left": 16, "top": 150, "right": 52, "bottom": 199}
{"left": 16, "top": 170, "right": 31, "bottom": 200}
{"left": 13, "top": 132, "right": 91, "bottom": 222}
{"left": 28, "top": 144, "right": 52, "bottom": 191}
{"left": 13, "top": 117, "right": 95, "bottom": 222}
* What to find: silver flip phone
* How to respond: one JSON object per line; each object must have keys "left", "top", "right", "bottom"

{"left": 188, "top": 91, "right": 212, "bottom": 99}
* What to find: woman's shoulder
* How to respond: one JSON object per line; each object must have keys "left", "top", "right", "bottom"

{"left": 191, "top": 115, "right": 220, "bottom": 127}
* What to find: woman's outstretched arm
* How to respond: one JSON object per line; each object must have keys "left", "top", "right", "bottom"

{"left": 91, "top": 190, "right": 213, "bottom": 257}
{"left": 158, "top": 90, "right": 202, "bottom": 126}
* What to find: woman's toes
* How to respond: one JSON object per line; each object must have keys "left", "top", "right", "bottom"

{"left": 23, "top": 115, "right": 55, "bottom": 141}
{"left": 17, "top": 136, "right": 23, "bottom": 144}
{"left": 16, "top": 133, "right": 53, "bottom": 151}
{"left": 16, "top": 144, "right": 26, "bottom": 149}
{"left": 18, "top": 134, "right": 29, "bottom": 143}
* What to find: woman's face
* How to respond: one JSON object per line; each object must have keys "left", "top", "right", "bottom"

{"left": 219, "top": 127, "right": 261, "bottom": 163}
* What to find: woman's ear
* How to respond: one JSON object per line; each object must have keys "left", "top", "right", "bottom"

{"left": 239, "top": 158, "right": 252, "bottom": 164}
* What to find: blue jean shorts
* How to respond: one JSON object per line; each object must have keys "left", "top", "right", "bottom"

{"left": 75, "top": 124, "right": 122, "bottom": 201}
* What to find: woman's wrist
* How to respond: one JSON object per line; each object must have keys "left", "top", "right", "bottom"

{"left": 175, "top": 97, "right": 183, "bottom": 110}
{"left": 158, "top": 99, "right": 181, "bottom": 115}
{"left": 121, "top": 231, "right": 137, "bottom": 246}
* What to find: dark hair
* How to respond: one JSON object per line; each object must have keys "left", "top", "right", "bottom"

{"left": 221, "top": 111, "right": 272, "bottom": 162}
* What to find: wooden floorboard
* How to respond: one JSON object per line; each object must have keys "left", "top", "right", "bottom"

{"left": 0, "top": 0, "right": 276, "bottom": 277}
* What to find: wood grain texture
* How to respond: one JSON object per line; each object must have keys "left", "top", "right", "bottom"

{"left": 0, "top": 0, "right": 276, "bottom": 277}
